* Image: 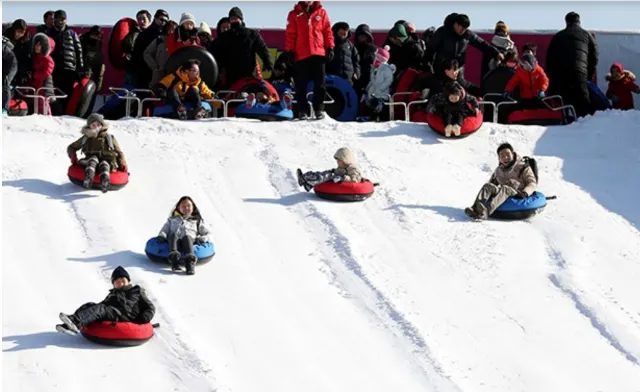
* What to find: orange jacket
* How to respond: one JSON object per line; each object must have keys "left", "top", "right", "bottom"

{"left": 505, "top": 64, "right": 549, "bottom": 99}
{"left": 285, "top": 1, "right": 334, "bottom": 61}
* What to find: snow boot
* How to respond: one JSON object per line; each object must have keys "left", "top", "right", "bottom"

{"left": 246, "top": 93, "right": 256, "bottom": 109}
{"left": 184, "top": 254, "right": 197, "bottom": 275}
{"left": 168, "top": 251, "right": 183, "bottom": 271}
{"left": 177, "top": 108, "right": 188, "bottom": 120}
{"left": 56, "top": 323, "right": 77, "bottom": 336}
{"left": 452, "top": 124, "right": 462, "bottom": 137}
{"left": 297, "top": 112, "right": 310, "bottom": 121}
{"left": 59, "top": 313, "right": 80, "bottom": 334}
{"left": 464, "top": 207, "right": 479, "bottom": 219}
{"left": 444, "top": 124, "right": 453, "bottom": 138}
{"left": 314, "top": 110, "right": 327, "bottom": 120}
{"left": 195, "top": 107, "right": 207, "bottom": 119}
{"left": 296, "top": 169, "right": 314, "bottom": 191}
{"left": 473, "top": 201, "right": 489, "bottom": 220}
{"left": 83, "top": 169, "right": 94, "bottom": 189}
{"left": 99, "top": 173, "right": 110, "bottom": 193}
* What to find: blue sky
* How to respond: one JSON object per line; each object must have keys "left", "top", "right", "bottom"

{"left": 3, "top": 1, "right": 640, "bottom": 31}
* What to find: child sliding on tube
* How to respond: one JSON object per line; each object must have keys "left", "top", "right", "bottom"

{"left": 67, "top": 113, "right": 128, "bottom": 193}
{"left": 57, "top": 266, "right": 155, "bottom": 335}
{"left": 297, "top": 147, "right": 363, "bottom": 192}
{"left": 426, "top": 81, "right": 479, "bottom": 137}
{"left": 156, "top": 196, "right": 211, "bottom": 275}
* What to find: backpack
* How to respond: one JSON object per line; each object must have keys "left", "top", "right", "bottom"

{"left": 521, "top": 156, "right": 538, "bottom": 183}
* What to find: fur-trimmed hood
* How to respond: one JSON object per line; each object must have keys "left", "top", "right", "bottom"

{"left": 32, "top": 32, "right": 54, "bottom": 56}
{"left": 606, "top": 70, "right": 636, "bottom": 82}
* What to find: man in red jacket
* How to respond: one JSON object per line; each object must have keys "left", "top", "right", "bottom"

{"left": 285, "top": 1, "right": 334, "bottom": 120}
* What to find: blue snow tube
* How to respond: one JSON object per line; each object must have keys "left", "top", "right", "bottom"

{"left": 492, "top": 191, "right": 547, "bottom": 220}
{"left": 153, "top": 101, "right": 212, "bottom": 118}
{"left": 306, "top": 75, "right": 358, "bottom": 122}
{"left": 587, "top": 81, "right": 612, "bottom": 111}
{"left": 234, "top": 102, "right": 294, "bottom": 121}
{"left": 144, "top": 237, "right": 215, "bottom": 264}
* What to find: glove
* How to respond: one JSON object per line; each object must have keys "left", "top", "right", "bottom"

{"left": 516, "top": 190, "right": 528, "bottom": 199}
{"left": 496, "top": 52, "right": 505, "bottom": 62}
{"left": 325, "top": 47, "right": 334, "bottom": 62}
{"left": 156, "top": 236, "right": 167, "bottom": 243}
{"left": 332, "top": 176, "right": 343, "bottom": 183}
{"left": 502, "top": 91, "right": 511, "bottom": 99}
{"left": 194, "top": 237, "right": 206, "bottom": 245}
{"left": 70, "top": 154, "right": 78, "bottom": 165}
{"left": 537, "top": 91, "right": 545, "bottom": 99}
{"left": 119, "top": 161, "right": 128, "bottom": 172}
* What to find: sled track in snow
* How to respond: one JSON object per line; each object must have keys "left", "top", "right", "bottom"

{"left": 545, "top": 242, "right": 640, "bottom": 366}
{"left": 256, "top": 140, "right": 460, "bottom": 392}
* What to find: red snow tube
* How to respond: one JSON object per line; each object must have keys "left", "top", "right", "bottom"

{"left": 226, "top": 77, "right": 279, "bottom": 116}
{"left": 8, "top": 99, "right": 28, "bottom": 116}
{"left": 80, "top": 321, "right": 154, "bottom": 346}
{"left": 392, "top": 68, "right": 424, "bottom": 120}
{"left": 66, "top": 78, "right": 97, "bottom": 118}
{"left": 507, "top": 108, "right": 564, "bottom": 126}
{"left": 108, "top": 17, "right": 136, "bottom": 70}
{"left": 425, "top": 111, "right": 483, "bottom": 137}
{"left": 67, "top": 165, "right": 130, "bottom": 191}
{"left": 313, "top": 179, "right": 375, "bottom": 202}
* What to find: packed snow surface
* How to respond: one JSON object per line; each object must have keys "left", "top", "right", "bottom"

{"left": 3, "top": 111, "right": 640, "bottom": 392}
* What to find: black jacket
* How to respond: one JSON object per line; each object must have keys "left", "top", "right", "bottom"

{"left": 80, "top": 31, "right": 105, "bottom": 90}
{"left": 546, "top": 22, "right": 598, "bottom": 80}
{"left": 425, "top": 14, "right": 499, "bottom": 75}
{"left": 100, "top": 284, "right": 156, "bottom": 324}
{"left": 388, "top": 37, "right": 425, "bottom": 77}
{"left": 211, "top": 23, "right": 273, "bottom": 86}
{"left": 354, "top": 24, "right": 377, "bottom": 94}
{"left": 47, "top": 25, "right": 84, "bottom": 73}
{"left": 2, "top": 37, "right": 18, "bottom": 85}
{"left": 131, "top": 22, "right": 163, "bottom": 86}
{"left": 327, "top": 31, "right": 360, "bottom": 84}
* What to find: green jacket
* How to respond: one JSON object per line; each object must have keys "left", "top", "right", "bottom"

{"left": 67, "top": 128, "right": 126, "bottom": 171}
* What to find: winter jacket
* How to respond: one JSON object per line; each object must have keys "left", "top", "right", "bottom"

{"left": 505, "top": 64, "right": 549, "bottom": 99}
{"left": 285, "top": 1, "right": 334, "bottom": 61}
{"left": 427, "top": 90, "right": 479, "bottom": 126}
{"left": 366, "top": 62, "right": 396, "bottom": 99}
{"left": 489, "top": 153, "right": 537, "bottom": 196}
{"left": 546, "top": 23, "right": 598, "bottom": 81}
{"left": 158, "top": 68, "right": 214, "bottom": 100}
{"left": 210, "top": 23, "right": 272, "bottom": 86}
{"left": 67, "top": 127, "right": 127, "bottom": 172}
{"left": 418, "top": 70, "right": 481, "bottom": 99}
{"left": 425, "top": 14, "right": 499, "bottom": 75}
{"left": 131, "top": 22, "right": 164, "bottom": 87}
{"left": 606, "top": 70, "right": 639, "bottom": 110}
{"left": 47, "top": 25, "right": 84, "bottom": 73}
{"left": 100, "top": 284, "right": 155, "bottom": 323}
{"left": 166, "top": 26, "right": 201, "bottom": 56}
{"left": 333, "top": 165, "right": 362, "bottom": 183}
{"left": 3, "top": 30, "right": 33, "bottom": 86}
{"left": 481, "top": 34, "right": 515, "bottom": 77}
{"left": 2, "top": 36, "right": 18, "bottom": 86}
{"left": 158, "top": 211, "right": 211, "bottom": 242}
{"left": 144, "top": 36, "right": 170, "bottom": 87}
{"left": 354, "top": 24, "right": 377, "bottom": 94}
{"left": 80, "top": 30, "right": 105, "bottom": 91}
{"left": 327, "top": 30, "right": 360, "bottom": 84}
{"left": 30, "top": 33, "right": 55, "bottom": 114}
{"left": 388, "top": 38, "right": 425, "bottom": 76}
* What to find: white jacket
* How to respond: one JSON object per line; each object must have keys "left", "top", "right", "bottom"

{"left": 366, "top": 63, "right": 396, "bottom": 100}
{"left": 158, "top": 214, "right": 210, "bottom": 242}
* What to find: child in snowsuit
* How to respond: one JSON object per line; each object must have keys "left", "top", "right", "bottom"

{"left": 297, "top": 147, "right": 363, "bottom": 192}
{"left": 360, "top": 45, "right": 396, "bottom": 120}
{"left": 157, "top": 59, "right": 214, "bottom": 120}
{"left": 606, "top": 62, "right": 640, "bottom": 110}
{"left": 156, "top": 196, "right": 211, "bottom": 275}
{"left": 29, "top": 33, "right": 55, "bottom": 115}
{"left": 327, "top": 22, "right": 360, "bottom": 86}
{"left": 67, "top": 113, "right": 127, "bottom": 193}
{"left": 56, "top": 266, "right": 156, "bottom": 335}
{"left": 465, "top": 143, "right": 537, "bottom": 220}
{"left": 426, "top": 82, "right": 479, "bottom": 137}
{"left": 504, "top": 53, "right": 549, "bottom": 110}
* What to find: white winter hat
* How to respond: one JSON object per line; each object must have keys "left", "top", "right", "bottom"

{"left": 198, "top": 22, "right": 211, "bottom": 35}
{"left": 334, "top": 147, "right": 356, "bottom": 166}
{"left": 180, "top": 12, "right": 196, "bottom": 26}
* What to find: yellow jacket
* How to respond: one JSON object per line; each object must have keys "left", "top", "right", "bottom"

{"left": 159, "top": 68, "right": 214, "bottom": 100}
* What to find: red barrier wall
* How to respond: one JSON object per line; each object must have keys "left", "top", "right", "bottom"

{"left": 29, "top": 25, "right": 556, "bottom": 95}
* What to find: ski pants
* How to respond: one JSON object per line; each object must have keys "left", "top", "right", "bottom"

{"left": 168, "top": 232, "right": 195, "bottom": 255}
{"left": 302, "top": 169, "right": 339, "bottom": 187}
{"left": 167, "top": 86, "right": 201, "bottom": 112}
{"left": 473, "top": 183, "right": 518, "bottom": 215}
{"left": 73, "top": 302, "right": 122, "bottom": 327}
{"left": 80, "top": 155, "right": 111, "bottom": 179}
{"left": 294, "top": 55, "right": 327, "bottom": 114}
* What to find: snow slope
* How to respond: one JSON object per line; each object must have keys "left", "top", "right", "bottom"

{"left": 3, "top": 111, "right": 640, "bottom": 392}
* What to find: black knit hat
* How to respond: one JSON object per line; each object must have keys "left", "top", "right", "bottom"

{"left": 155, "top": 9, "right": 169, "bottom": 19}
{"left": 497, "top": 142, "right": 514, "bottom": 154}
{"left": 111, "top": 266, "right": 130, "bottom": 283}
{"left": 54, "top": 10, "right": 67, "bottom": 19}
{"left": 454, "top": 14, "right": 471, "bottom": 29}
{"left": 565, "top": 12, "right": 580, "bottom": 25}
{"left": 229, "top": 7, "right": 244, "bottom": 21}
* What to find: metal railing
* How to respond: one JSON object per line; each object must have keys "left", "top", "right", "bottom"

{"left": 291, "top": 91, "right": 335, "bottom": 118}
{"left": 12, "top": 86, "right": 68, "bottom": 116}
